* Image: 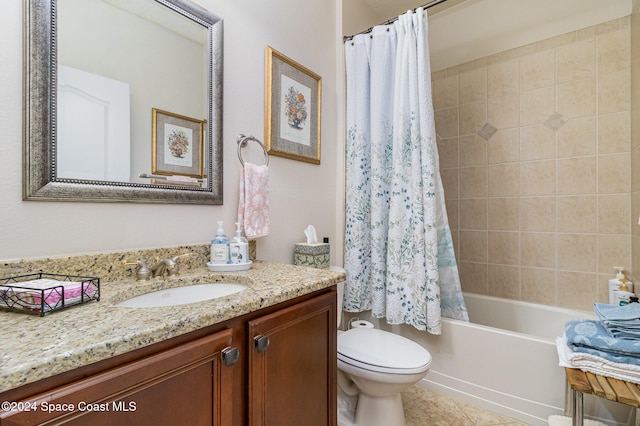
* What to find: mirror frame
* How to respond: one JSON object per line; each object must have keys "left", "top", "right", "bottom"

{"left": 23, "top": 0, "right": 223, "bottom": 204}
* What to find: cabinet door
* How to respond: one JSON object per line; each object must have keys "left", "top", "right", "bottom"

{"left": 248, "top": 290, "right": 337, "bottom": 426}
{"left": 1, "top": 329, "right": 235, "bottom": 426}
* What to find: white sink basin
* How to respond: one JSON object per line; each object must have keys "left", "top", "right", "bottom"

{"left": 116, "top": 283, "right": 248, "bottom": 308}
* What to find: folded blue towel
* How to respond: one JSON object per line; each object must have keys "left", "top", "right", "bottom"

{"left": 593, "top": 303, "right": 640, "bottom": 339}
{"left": 594, "top": 303, "right": 640, "bottom": 322}
{"left": 565, "top": 319, "right": 640, "bottom": 365}
{"left": 606, "top": 329, "right": 640, "bottom": 340}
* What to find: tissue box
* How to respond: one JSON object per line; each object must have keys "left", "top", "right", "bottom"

{"left": 294, "top": 243, "right": 330, "bottom": 269}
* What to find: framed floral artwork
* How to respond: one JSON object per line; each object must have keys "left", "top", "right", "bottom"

{"left": 152, "top": 108, "right": 206, "bottom": 178}
{"left": 265, "top": 46, "right": 322, "bottom": 164}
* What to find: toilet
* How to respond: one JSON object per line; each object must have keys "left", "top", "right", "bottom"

{"left": 334, "top": 268, "right": 432, "bottom": 426}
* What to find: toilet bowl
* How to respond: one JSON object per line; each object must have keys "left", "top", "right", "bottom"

{"left": 337, "top": 327, "right": 431, "bottom": 426}
{"left": 333, "top": 267, "right": 432, "bottom": 426}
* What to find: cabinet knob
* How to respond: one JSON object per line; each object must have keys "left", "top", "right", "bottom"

{"left": 222, "top": 347, "right": 240, "bottom": 366}
{"left": 254, "top": 335, "right": 270, "bottom": 353}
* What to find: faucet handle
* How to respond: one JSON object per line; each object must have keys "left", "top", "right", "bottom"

{"left": 123, "top": 259, "right": 151, "bottom": 282}
{"left": 167, "top": 253, "right": 190, "bottom": 276}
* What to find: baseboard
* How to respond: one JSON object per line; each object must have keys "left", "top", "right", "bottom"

{"left": 419, "top": 371, "right": 556, "bottom": 426}
{"left": 419, "top": 371, "right": 634, "bottom": 426}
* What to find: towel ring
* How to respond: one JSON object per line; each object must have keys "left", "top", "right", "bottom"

{"left": 237, "top": 134, "right": 269, "bottom": 167}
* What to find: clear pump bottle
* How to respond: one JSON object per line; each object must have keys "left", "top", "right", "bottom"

{"left": 230, "top": 222, "right": 249, "bottom": 264}
{"left": 210, "top": 221, "right": 230, "bottom": 264}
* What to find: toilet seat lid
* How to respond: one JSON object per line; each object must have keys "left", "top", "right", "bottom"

{"left": 338, "top": 328, "right": 431, "bottom": 373}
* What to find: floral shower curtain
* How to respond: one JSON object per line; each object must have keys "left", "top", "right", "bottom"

{"left": 343, "top": 8, "right": 468, "bottom": 334}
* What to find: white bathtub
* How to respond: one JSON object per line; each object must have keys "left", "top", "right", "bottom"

{"left": 351, "top": 293, "right": 635, "bottom": 426}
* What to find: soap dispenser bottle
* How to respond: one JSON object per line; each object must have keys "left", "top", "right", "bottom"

{"left": 230, "top": 222, "right": 249, "bottom": 264}
{"left": 210, "top": 221, "right": 230, "bottom": 264}
{"left": 610, "top": 266, "right": 634, "bottom": 305}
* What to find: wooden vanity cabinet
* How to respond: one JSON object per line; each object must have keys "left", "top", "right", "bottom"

{"left": 248, "top": 290, "right": 337, "bottom": 426}
{"left": 0, "top": 329, "right": 235, "bottom": 426}
{"left": 0, "top": 287, "right": 337, "bottom": 426}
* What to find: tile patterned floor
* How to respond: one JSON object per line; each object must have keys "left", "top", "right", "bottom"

{"left": 402, "top": 386, "right": 529, "bottom": 426}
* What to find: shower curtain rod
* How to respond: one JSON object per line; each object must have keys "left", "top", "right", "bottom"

{"left": 343, "top": 0, "right": 448, "bottom": 42}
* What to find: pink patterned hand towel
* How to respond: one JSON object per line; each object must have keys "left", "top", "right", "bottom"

{"left": 238, "top": 163, "right": 270, "bottom": 239}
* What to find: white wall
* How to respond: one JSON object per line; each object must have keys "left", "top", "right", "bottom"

{"left": 0, "top": 0, "right": 343, "bottom": 265}
{"left": 342, "top": 0, "right": 380, "bottom": 37}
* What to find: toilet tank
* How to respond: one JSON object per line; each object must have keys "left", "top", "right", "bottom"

{"left": 330, "top": 266, "right": 345, "bottom": 328}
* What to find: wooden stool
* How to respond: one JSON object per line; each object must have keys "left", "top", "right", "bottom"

{"left": 565, "top": 367, "right": 640, "bottom": 426}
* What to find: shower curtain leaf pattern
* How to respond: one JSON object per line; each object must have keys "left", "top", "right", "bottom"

{"left": 344, "top": 8, "right": 468, "bottom": 333}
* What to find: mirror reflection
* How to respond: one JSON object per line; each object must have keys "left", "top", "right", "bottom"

{"left": 57, "top": 0, "right": 208, "bottom": 185}
{"left": 23, "top": 0, "right": 223, "bottom": 204}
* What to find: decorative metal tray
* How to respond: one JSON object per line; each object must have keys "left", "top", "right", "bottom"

{"left": 0, "top": 272, "right": 100, "bottom": 316}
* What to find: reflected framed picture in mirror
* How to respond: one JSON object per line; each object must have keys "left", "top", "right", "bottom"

{"left": 152, "top": 108, "right": 206, "bottom": 178}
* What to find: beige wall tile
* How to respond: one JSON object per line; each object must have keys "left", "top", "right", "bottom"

{"left": 556, "top": 39, "right": 595, "bottom": 83}
{"left": 488, "top": 163, "right": 520, "bottom": 197}
{"left": 460, "top": 230, "right": 488, "bottom": 262}
{"left": 487, "top": 94, "right": 519, "bottom": 129}
{"left": 520, "top": 160, "right": 556, "bottom": 196}
{"left": 435, "top": 107, "right": 459, "bottom": 139}
{"left": 520, "top": 50, "right": 555, "bottom": 91}
{"left": 440, "top": 168, "right": 459, "bottom": 199}
{"left": 598, "top": 153, "right": 631, "bottom": 194}
{"left": 520, "top": 124, "right": 556, "bottom": 161}
{"left": 488, "top": 264, "right": 520, "bottom": 299}
{"left": 520, "top": 86, "right": 555, "bottom": 126}
{"left": 557, "top": 196, "right": 597, "bottom": 233}
{"left": 432, "top": 75, "right": 459, "bottom": 111}
{"left": 598, "top": 69, "right": 631, "bottom": 115}
{"left": 434, "top": 18, "right": 631, "bottom": 310}
{"left": 557, "top": 271, "right": 597, "bottom": 310}
{"left": 488, "top": 59, "right": 519, "bottom": 99}
{"left": 596, "top": 273, "right": 611, "bottom": 304}
{"left": 488, "top": 198, "right": 519, "bottom": 230}
{"left": 459, "top": 199, "right": 487, "bottom": 230}
{"left": 557, "top": 117, "right": 596, "bottom": 158}
{"left": 488, "top": 231, "right": 520, "bottom": 265}
{"left": 459, "top": 101, "right": 487, "bottom": 136}
{"left": 520, "top": 197, "right": 556, "bottom": 231}
{"left": 578, "top": 19, "right": 622, "bottom": 40}
{"left": 459, "top": 261, "right": 488, "bottom": 294}
{"left": 598, "top": 194, "right": 631, "bottom": 234}
{"left": 459, "top": 166, "right": 486, "bottom": 198}
{"left": 445, "top": 198, "right": 459, "bottom": 230}
{"left": 597, "top": 28, "right": 630, "bottom": 75}
{"left": 488, "top": 128, "right": 519, "bottom": 164}
{"left": 598, "top": 234, "right": 631, "bottom": 275}
{"left": 521, "top": 267, "right": 556, "bottom": 305}
{"left": 437, "top": 138, "right": 459, "bottom": 170}
{"left": 557, "top": 156, "right": 597, "bottom": 195}
{"left": 459, "top": 67, "right": 487, "bottom": 105}
{"left": 598, "top": 112, "right": 631, "bottom": 154}
{"left": 633, "top": 237, "right": 640, "bottom": 284}
{"left": 633, "top": 147, "right": 640, "bottom": 193}
{"left": 557, "top": 78, "right": 596, "bottom": 119}
{"left": 459, "top": 135, "right": 486, "bottom": 166}
{"left": 557, "top": 233, "right": 597, "bottom": 272}
{"left": 521, "top": 232, "right": 556, "bottom": 268}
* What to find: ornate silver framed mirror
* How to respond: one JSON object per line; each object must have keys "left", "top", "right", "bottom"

{"left": 23, "top": 0, "right": 223, "bottom": 204}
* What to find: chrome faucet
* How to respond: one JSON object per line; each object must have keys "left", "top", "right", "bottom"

{"left": 150, "top": 258, "right": 169, "bottom": 278}
{"left": 124, "top": 253, "right": 189, "bottom": 281}
{"left": 123, "top": 259, "right": 151, "bottom": 282}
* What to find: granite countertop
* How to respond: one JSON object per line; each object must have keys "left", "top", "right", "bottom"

{"left": 0, "top": 261, "right": 344, "bottom": 394}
